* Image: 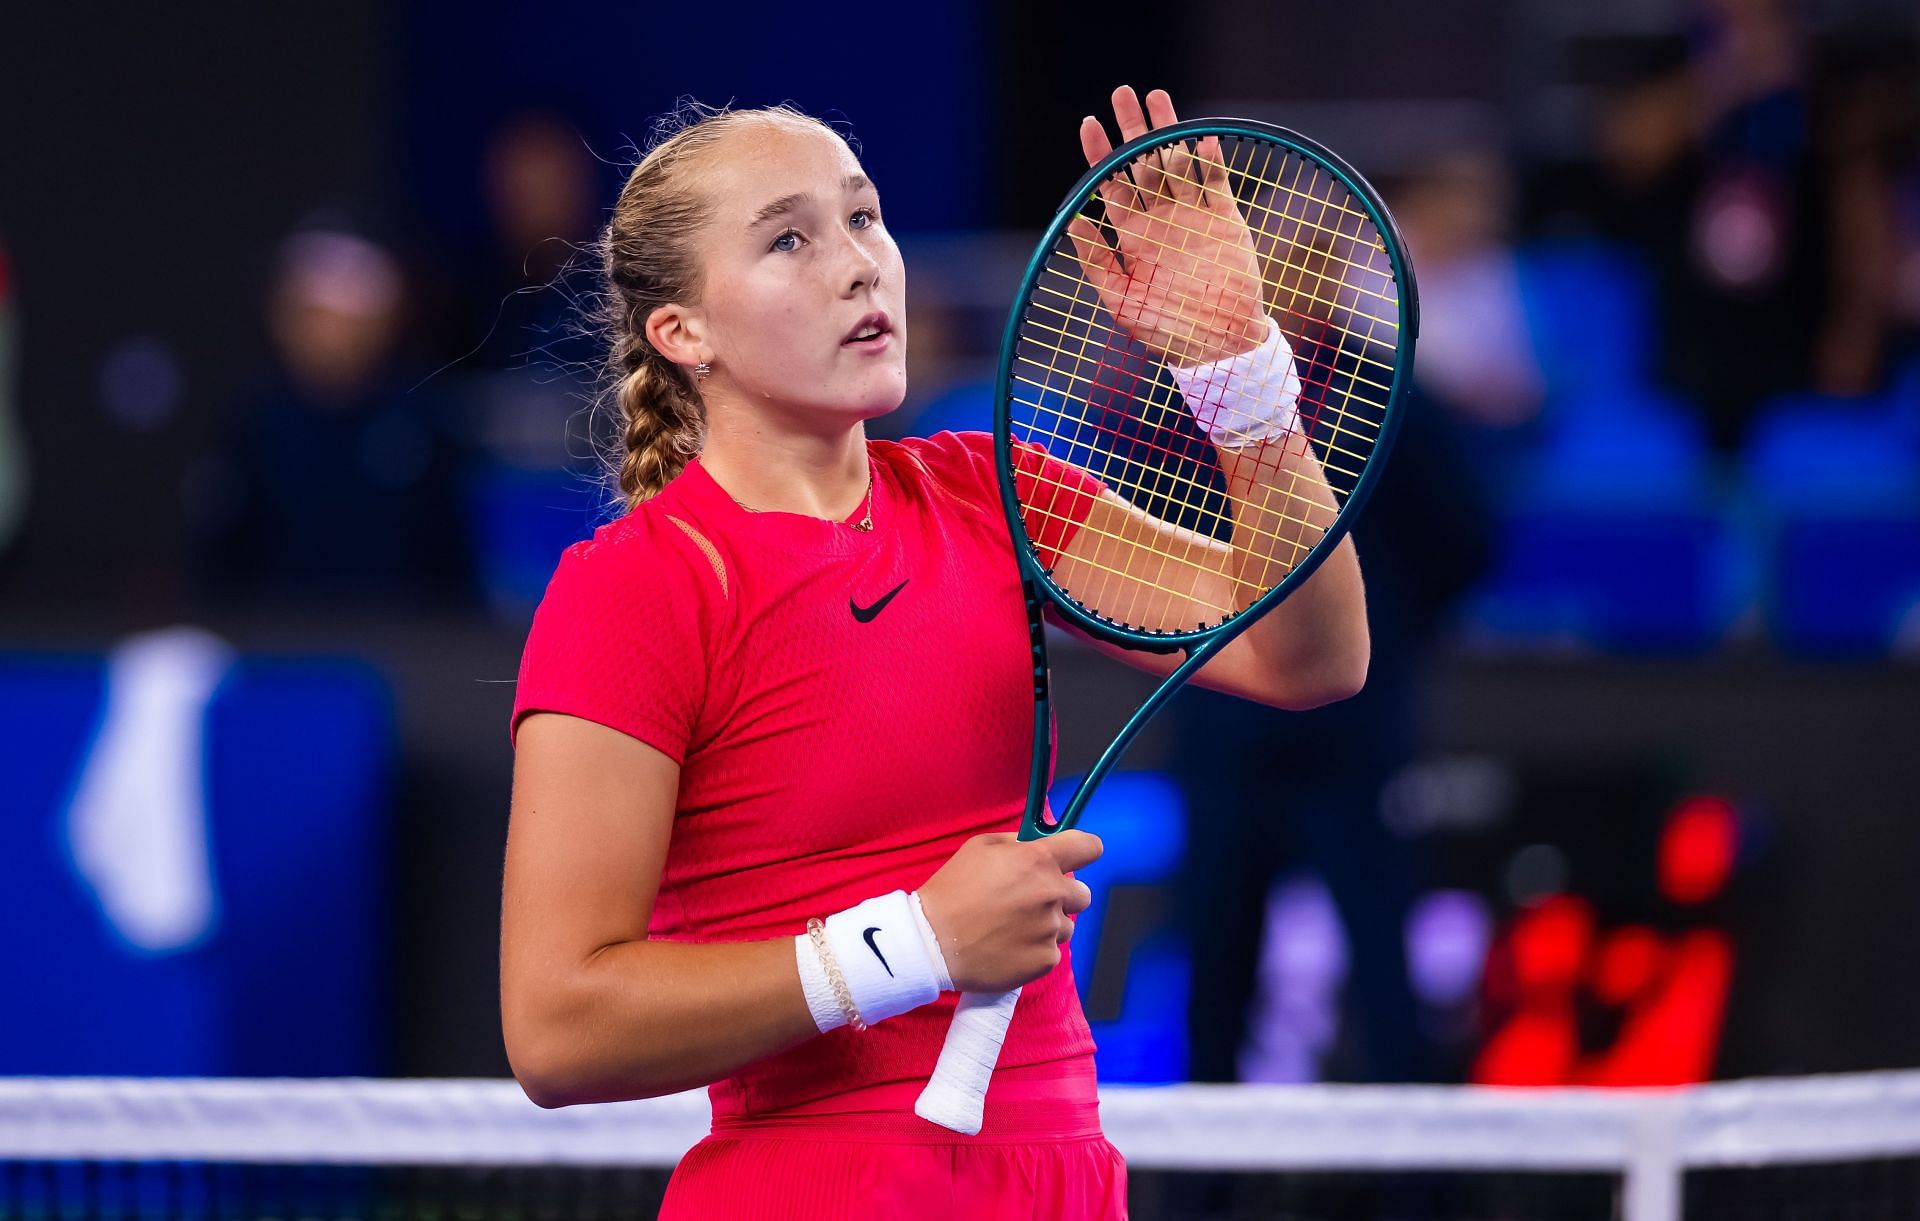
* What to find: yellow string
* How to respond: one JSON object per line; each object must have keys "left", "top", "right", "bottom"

{"left": 1009, "top": 130, "right": 1403, "bottom": 626}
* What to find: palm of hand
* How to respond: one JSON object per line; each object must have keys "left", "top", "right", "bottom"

{"left": 1098, "top": 161, "right": 1266, "bottom": 367}
{"left": 1069, "top": 89, "right": 1270, "bottom": 369}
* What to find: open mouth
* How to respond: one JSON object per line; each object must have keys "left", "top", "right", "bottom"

{"left": 842, "top": 312, "right": 893, "bottom": 347}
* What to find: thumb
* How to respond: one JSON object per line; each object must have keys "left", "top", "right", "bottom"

{"left": 1036, "top": 829, "right": 1103, "bottom": 874}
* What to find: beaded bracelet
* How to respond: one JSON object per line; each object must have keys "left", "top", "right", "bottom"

{"left": 807, "top": 916, "right": 866, "bottom": 1031}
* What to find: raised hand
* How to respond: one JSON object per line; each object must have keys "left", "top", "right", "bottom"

{"left": 1067, "top": 86, "right": 1268, "bottom": 368}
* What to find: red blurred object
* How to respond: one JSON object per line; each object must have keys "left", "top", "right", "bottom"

{"left": 1473, "top": 895, "right": 1593, "bottom": 1086}
{"left": 1474, "top": 1002, "right": 1580, "bottom": 1086}
{"left": 1508, "top": 894, "right": 1594, "bottom": 991}
{"left": 1574, "top": 929, "right": 1733, "bottom": 1087}
{"left": 1660, "top": 795, "right": 1738, "bottom": 905}
{"left": 1474, "top": 795, "right": 1740, "bottom": 1087}
{"left": 1591, "top": 924, "right": 1667, "bottom": 1005}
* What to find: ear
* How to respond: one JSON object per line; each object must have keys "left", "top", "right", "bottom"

{"left": 644, "top": 303, "right": 708, "bottom": 371}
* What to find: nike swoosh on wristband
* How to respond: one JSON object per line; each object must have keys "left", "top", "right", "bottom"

{"left": 862, "top": 926, "right": 894, "bottom": 976}
{"left": 850, "top": 579, "right": 909, "bottom": 624}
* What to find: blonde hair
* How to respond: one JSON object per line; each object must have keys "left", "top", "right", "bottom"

{"left": 597, "top": 101, "right": 842, "bottom": 509}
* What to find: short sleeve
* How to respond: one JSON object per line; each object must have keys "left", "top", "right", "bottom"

{"left": 905, "top": 431, "right": 1103, "bottom": 569}
{"left": 1008, "top": 440, "right": 1103, "bottom": 569}
{"left": 510, "top": 525, "right": 712, "bottom": 762}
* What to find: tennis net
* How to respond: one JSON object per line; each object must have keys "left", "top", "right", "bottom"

{"left": 5, "top": 1072, "right": 1920, "bottom": 1219}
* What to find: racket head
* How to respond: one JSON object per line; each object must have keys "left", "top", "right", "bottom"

{"left": 992, "top": 117, "right": 1418, "bottom": 652}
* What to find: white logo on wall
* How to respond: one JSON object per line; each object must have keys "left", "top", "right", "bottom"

{"left": 63, "top": 626, "right": 234, "bottom": 953}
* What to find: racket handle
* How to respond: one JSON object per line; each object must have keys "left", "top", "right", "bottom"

{"left": 914, "top": 987, "right": 1021, "bottom": 1135}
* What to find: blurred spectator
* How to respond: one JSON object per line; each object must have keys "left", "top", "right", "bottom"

{"left": 1580, "top": 1, "right": 1906, "bottom": 447}
{"left": 1392, "top": 149, "right": 1545, "bottom": 430}
{"left": 453, "top": 111, "right": 607, "bottom": 474}
{"left": 471, "top": 111, "right": 600, "bottom": 368}
{"left": 191, "top": 224, "right": 474, "bottom": 608}
{"left": 0, "top": 238, "right": 26, "bottom": 560}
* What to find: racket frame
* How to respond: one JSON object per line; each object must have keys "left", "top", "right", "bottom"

{"left": 992, "top": 117, "right": 1420, "bottom": 842}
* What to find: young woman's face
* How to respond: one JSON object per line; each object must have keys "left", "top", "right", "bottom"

{"left": 690, "top": 121, "right": 908, "bottom": 429}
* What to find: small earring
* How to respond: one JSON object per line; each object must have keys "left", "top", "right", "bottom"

{"left": 693, "top": 361, "right": 712, "bottom": 383}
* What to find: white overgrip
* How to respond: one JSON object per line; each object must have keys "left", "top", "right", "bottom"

{"left": 914, "top": 987, "right": 1021, "bottom": 1135}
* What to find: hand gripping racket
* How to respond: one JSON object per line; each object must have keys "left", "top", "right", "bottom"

{"left": 912, "top": 115, "right": 1419, "bottom": 1134}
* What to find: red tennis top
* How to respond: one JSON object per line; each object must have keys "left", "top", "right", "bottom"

{"left": 511, "top": 431, "right": 1103, "bottom": 1120}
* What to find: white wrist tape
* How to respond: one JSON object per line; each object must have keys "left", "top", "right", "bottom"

{"left": 793, "top": 890, "right": 953, "bottom": 1033}
{"left": 1168, "top": 316, "right": 1304, "bottom": 448}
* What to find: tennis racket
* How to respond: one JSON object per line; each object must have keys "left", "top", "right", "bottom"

{"left": 912, "top": 109, "right": 1419, "bottom": 1134}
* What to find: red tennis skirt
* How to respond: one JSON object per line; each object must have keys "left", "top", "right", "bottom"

{"left": 658, "top": 1057, "right": 1128, "bottom": 1219}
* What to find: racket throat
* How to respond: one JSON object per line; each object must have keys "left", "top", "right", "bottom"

{"left": 1027, "top": 639, "right": 1217, "bottom": 840}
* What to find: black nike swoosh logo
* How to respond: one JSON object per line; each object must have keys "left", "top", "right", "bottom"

{"left": 862, "top": 926, "right": 894, "bottom": 977}
{"left": 850, "top": 579, "right": 909, "bottom": 624}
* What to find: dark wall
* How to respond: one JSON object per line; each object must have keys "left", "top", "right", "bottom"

{"left": 0, "top": 2, "right": 389, "bottom": 612}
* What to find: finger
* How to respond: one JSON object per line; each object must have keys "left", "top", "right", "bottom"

{"left": 1144, "top": 88, "right": 1180, "bottom": 128}
{"left": 1079, "top": 114, "right": 1112, "bottom": 169}
{"left": 1084, "top": 115, "right": 1147, "bottom": 220}
{"left": 1111, "top": 85, "right": 1150, "bottom": 143}
{"left": 1131, "top": 90, "right": 1187, "bottom": 208}
{"left": 1130, "top": 146, "right": 1168, "bottom": 206}
{"left": 1057, "top": 913, "right": 1075, "bottom": 945}
{"left": 1196, "top": 134, "right": 1231, "bottom": 197}
{"left": 1089, "top": 167, "right": 1143, "bottom": 233}
{"left": 1064, "top": 214, "right": 1121, "bottom": 294}
{"left": 1038, "top": 829, "right": 1103, "bottom": 873}
{"left": 1164, "top": 140, "right": 1201, "bottom": 204}
{"left": 1062, "top": 876, "right": 1094, "bottom": 916}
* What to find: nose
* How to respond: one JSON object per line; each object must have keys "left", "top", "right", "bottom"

{"left": 837, "top": 232, "right": 882, "bottom": 297}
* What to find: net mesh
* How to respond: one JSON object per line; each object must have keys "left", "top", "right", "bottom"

{"left": 7, "top": 1074, "right": 1920, "bottom": 1220}
{"left": 1005, "top": 129, "right": 1406, "bottom": 637}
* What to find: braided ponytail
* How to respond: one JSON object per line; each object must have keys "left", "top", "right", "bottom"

{"left": 596, "top": 100, "right": 841, "bottom": 512}
{"left": 611, "top": 334, "right": 705, "bottom": 505}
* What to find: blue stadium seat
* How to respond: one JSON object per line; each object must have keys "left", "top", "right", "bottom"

{"left": 1527, "top": 391, "right": 1711, "bottom": 510}
{"left": 465, "top": 463, "right": 607, "bottom": 619}
{"left": 1469, "top": 390, "right": 1740, "bottom": 652}
{"left": 1742, "top": 393, "right": 1920, "bottom": 655}
{"left": 1515, "top": 240, "right": 1657, "bottom": 404}
{"left": 0, "top": 643, "right": 394, "bottom": 1075}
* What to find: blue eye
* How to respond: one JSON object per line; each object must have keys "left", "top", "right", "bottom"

{"left": 851, "top": 207, "right": 878, "bottom": 230}
{"left": 770, "top": 230, "right": 802, "bottom": 253}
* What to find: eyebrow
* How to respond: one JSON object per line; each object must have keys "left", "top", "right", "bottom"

{"left": 748, "top": 174, "right": 874, "bottom": 229}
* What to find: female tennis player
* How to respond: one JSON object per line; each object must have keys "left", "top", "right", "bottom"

{"left": 501, "top": 86, "right": 1369, "bottom": 1218}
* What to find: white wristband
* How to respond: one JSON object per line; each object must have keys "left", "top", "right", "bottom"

{"left": 793, "top": 890, "right": 953, "bottom": 1034}
{"left": 908, "top": 890, "right": 955, "bottom": 993}
{"left": 1168, "top": 316, "right": 1304, "bottom": 448}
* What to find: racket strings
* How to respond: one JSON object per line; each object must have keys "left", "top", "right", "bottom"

{"left": 1092, "top": 145, "right": 1404, "bottom": 322}
{"left": 1023, "top": 282, "right": 1399, "bottom": 405}
{"left": 1044, "top": 140, "right": 1399, "bottom": 448}
{"left": 1106, "top": 136, "right": 1385, "bottom": 265}
{"left": 1014, "top": 255, "right": 1382, "bottom": 521}
{"left": 1058, "top": 203, "right": 1400, "bottom": 356}
{"left": 1007, "top": 131, "right": 1402, "bottom": 633}
{"left": 1012, "top": 381, "right": 1350, "bottom": 626}
{"left": 1011, "top": 312, "right": 1384, "bottom": 471}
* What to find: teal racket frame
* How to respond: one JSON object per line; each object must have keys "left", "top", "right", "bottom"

{"left": 991, "top": 117, "right": 1421, "bottom": 842}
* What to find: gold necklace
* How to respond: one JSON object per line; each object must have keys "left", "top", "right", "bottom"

{"left": 728, "top": 462, "right": 874, "bottom": 531}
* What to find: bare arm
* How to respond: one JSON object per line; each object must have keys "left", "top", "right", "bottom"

{"left": 500, "top": 712, "right": 817, "bottom": 1107}
{"left": 1051, "top": 437, "right": 1368, "bottom": 710}
{"left": 1048, "top": 85, "right": 1369, "bottom": 711}
{"left": 501, "top": 712, "right": 1100, "bottom": 1107}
